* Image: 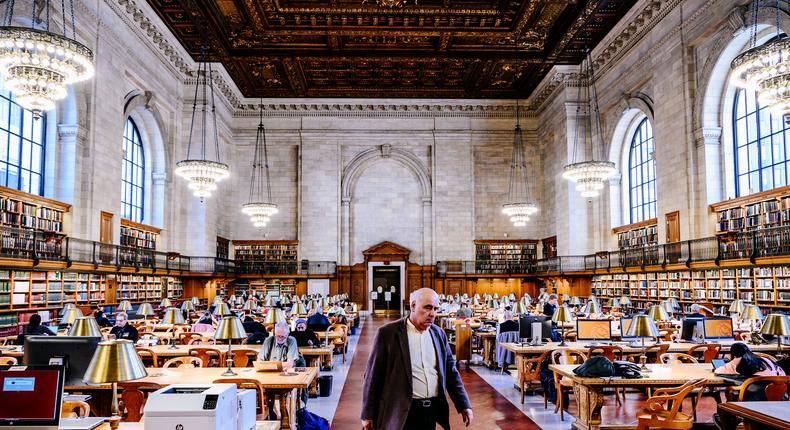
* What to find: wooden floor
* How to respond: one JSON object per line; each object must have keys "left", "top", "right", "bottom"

{"left": 330, "top": 315, "right": 543, "bottom": 429}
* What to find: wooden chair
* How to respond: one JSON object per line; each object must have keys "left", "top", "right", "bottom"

{"left": 100, "top": 327, "right": 112, "bottom": 339}
{"left": 551, "top": 349, "right": 588, "bottom": 421}
{"left": 754, "top": 351, "right": 778, "bottom": 363}
{"left": 163, "top": 356, "right": 204, "bottom": 368}
{"left": 229, "top": 349, "right": 255, "bottom": 368}
{"left": 329, "top": 324, "right": 349, "bottom": 363}
{"left": 644, "top": 343, "right": 670, "bottom": 364}
{"left": 635, "top": 378, "right": 707, "bottom": 430}
{"left": 669, "top": 332, "right": 681, "bottom": 342}
{"left": 118, "top": 382, "right": 160, "bottom": 422}
{"left": 190, "top": 347, "right": 224, "bottom": 367}
{"left": 739, "top": 332, "right": 752, "bottom": 342}
{"left": 179, "top": 332, "right": 202, "bottom": 345}
{"left": 520, "top": 351, "right": 549, "bottom": 404}
{"left": 0, "top": 356, "right": 18, "bottom": 366}
{"left": 563, "top": 330, "right": 578, "bottom": 342}
{"left": 188, "top": 337, "right": 216, "bottom": 346}
{"left": 135, "top": 347, "right": 159, "bottom": 368}
{"left": 687, "top": 344, "right": 721, "bottom": 363}
{"left": 213, "top": 378, "right": 267, "bottom": 419}
{"left": 660, "top": 353, "right": 698, "bottom": 364}
{"left": 729, "top": 375, "right": 790, "bottom": 402}
{"left": 61, "top": 400, "right": 90, "bottom": 418}
{"left": 588, "top": 345, "right": 624, "bottom": 361}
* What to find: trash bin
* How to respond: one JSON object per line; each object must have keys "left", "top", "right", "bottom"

{"left": 318, "top": 375, "right": 333, "bottom": 397}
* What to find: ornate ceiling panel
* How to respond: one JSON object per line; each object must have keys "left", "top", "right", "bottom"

{"left": 146, "top": 0, "right": 636, "bottom": 98}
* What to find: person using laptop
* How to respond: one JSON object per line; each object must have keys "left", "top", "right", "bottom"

{"left": 714, "top": 342, "right": 784, "bottom": 393}
{"left": 109, "top": 312, "right": 139, "bottom": 342}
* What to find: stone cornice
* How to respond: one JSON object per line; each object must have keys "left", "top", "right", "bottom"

{"left": 230, "top": 102, "right": 534, "bottom": 119}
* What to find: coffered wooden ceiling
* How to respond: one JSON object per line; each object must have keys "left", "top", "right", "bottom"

{"left": 146, "top": 0, "right": 636, "bottom": 98}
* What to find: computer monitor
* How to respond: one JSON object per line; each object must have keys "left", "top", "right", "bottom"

{"left": 620, "top": 317, "right": 636, "bottom": 340}
{"left": 518, "top": 315, "right": 552, "bottom": 341}
{"left": 576, "top": 319, "right": 613, "bottom": 342}
{"left": 0, "top": 365, "right": 64, "bottom": 429}
{"left": 681, "top": 317, "right": 705, "bottom": 341}
{"left": 23, "top": 336, "right": 101, "bottom": 386}
{"left": 704, "top": 317, "right": 734, "bottom": 340}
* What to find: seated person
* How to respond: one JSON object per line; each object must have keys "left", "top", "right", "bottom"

{"left": 327, "top": 303, "right": 346, "bottom": 317}
{"left": 242, "top": 315, "right": 266, "bottom": 335}
{"left": 543, "top": 294, "right": 558, "bottom": 317}
{"left": 715, "top": 342, "right": 785, "bottom": 399}
{"left": 290, "top": 318, "right": 320, "bottom": 347}
{"left": 498, "top": 311, "right": 518, "bottom": 333}
{"left": 455, "top": 302, "right": 473, "bottom": 318}
{"left": 197, "top": 310, "right": 214, "bottom": 325}
{"left": 17, "top": 314, "right": 55, "bottom": 345}
{"left": 344, "top": 302, "right": 354, "bottom": 314}
{"left": 94, "top": 310, "right": 112, "bottom": 328}
{"left": 306, "top": 307, "right": 331, "bottom": 332}
{"left": 258, "top": 322, "right": 307, "bottom": 411}
{"left": 109, "top": 311, "right": 139, "bottom": 343}
{"left": 438, "top": 299, "right": 451, "bottom": 314}
{"left": 686, "top": 303, "right": 705, "bottom": 319}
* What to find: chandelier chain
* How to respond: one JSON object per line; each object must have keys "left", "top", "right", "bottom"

{"left": 208, "top": 60, "right": 222, "bottom": 164}
{"left": 185, "top": 48, "right": 204, "bottom": 160}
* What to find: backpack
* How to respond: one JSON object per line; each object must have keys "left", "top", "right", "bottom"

{"left": 573, "top": 356, "right": 615, "bottom": 377}
{"left": 297, "top": 408, "right": 329, "bottom": 430}
{"left": 613, "top": 360, "right": 642, "bottom": 379}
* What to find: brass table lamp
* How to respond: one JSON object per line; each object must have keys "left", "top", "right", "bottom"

{"left": 181, "top": 300, "right": 195, "bottom": 319}
{"left": 729, "top": 299, "right": 746, "bottom": 317}
{"left": 570, "top": 296, "right": 582, "bottom": 306}
{"left": 214, "top": 315, "right": 248, "bottom": 376}
{"left": 552, "top": 305, "right": 574, "bottom": 347}
{"left": 136, "top": 302, "right": 155, "bottom": 319}
{"left": 291, "top": 300, "right": 307, "bottom": 315}
{"left": 626, "top": 314, "right": 660, "bottom": 372}
{"left": 61, "top": 307, "right": 83, "bottom": 328}
{"left": 68, "top": 316, "right": 102, "bottom": 337}
{"left": 741, "top": 304, "right": 764, "bottom": 338}
{"left": 263, "top": 307, "right": 287, "bottom": 325}
{"left": 647, "top": 305, "right": 671, "bottom": 345}
{"left": 160, "top": 297, "right": 172, "bottom": 308}
{"left": 583, "top": 300, "right": 601, "bottom": 316}
{"left": 606, "top": 298, "right": 621, "bottom": 309}
{"left": 191, "top": 296, "right": 200, "bottom": 306}
{"left": 84, "top": 340, "right": 147, "bottom": 430}
{"left": 242, "top": 300, "right": 256, "bottom": 313}
{"left": 619, "top": 296, "right": 631, "bottom": 308}
{"left": 760, "top": 313, "right": 790, "bottom": 355}
{"left": 117, "top": 300, "right": 132, "bottom": 312}
{"left": 161, "top": 307, "right": 186, "bottom": 349}
{"left": 213, "top": 302, "right": 232, "bottom": 317}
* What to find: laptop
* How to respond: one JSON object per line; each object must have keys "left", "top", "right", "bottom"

{"left": 58, "top": 418, "right": 106, "bottom": 430}
{"left": 711, "top": 359, "right": 747, "bottom": 382}
{"left": 0, "top": 365, "right": 64, "bottom": 430}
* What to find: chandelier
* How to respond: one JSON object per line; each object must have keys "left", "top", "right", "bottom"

{"left": 241, "top": 101, "right": 278, "bottom": 228}
{"left": 0, "top": 0, "right": 94, "bottom": 117}
{"left": 730, "top": 1, "right": 790, "bottom": 120}
{"left": 175, "top": 45, "right": 229, "bottom": 200}
{"left": 562, "top": 44, "right": 616, "bottom": 197}
{"left": 502, "top": 100, "right": 538, "bottom": 227}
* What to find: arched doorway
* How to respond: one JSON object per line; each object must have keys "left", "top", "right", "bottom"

{"left": 363, "top": 242, "right": 410, "bottom": 316}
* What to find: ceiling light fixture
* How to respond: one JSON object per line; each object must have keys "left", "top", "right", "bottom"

{"left": 0, "top": 0, "right": 94, "bottom": 117}
{"left": 241, "top": 100, "right": 278, "bottom": 228}
{"left": 175, "top": 44, "right": 229, "bottom": 200}
{"left": 502, "top": 99, "right": 538, "bottom": 227}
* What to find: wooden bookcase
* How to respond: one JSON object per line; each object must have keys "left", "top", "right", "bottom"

{"left": 474, "top": 240, "right": 537, "bottom": 273}
{"left": 250, "top": 279, "right": 296, "bottom": 298}
{"left": 233, "top": 240, "right": 298, "bottom": 261}
{"left": 711, "top": 186, "right": 790, "bottom": 234}
{"left": 613, "top": 218, "right": 658, "bottom": 249}
{"left": 117, "top": 275, "right": 183, "bottom": 302}
{"left": 541, "top": 236, "right": 557, "bottom": 258}
{"left": 0, "top": 186, "right": 70, "bottom": 259}
{"left": 591, "top": 265, "right": 790, "bottom": 315}
{"left": 216, "top": 236, "right": 229, "bottom": 260}
{"left": 120, "top": 219, "right": 159, "bottom": 249}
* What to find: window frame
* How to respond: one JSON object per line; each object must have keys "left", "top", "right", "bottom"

{"left": 627, "top": 117, "right": 657, "bottom": 224}
{"left": 121, "top": 118, "right": 145, "bottom": 223}
{"left": 0, "top": 90, "right": 46, "bottom": 195}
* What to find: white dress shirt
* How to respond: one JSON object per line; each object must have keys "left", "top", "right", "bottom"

{"left": 406, "top": 319, "right": 439, "bottom": 399}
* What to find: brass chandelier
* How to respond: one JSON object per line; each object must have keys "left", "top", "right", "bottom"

{"left": 241, "top": 101, "right": 278, "bottom": 228}
{"left": 502, "top": 99, "right": 538, "bottom": 227}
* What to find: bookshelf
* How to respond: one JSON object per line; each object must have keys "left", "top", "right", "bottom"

{"left": 116, "top": 275, "right": 182, "bottom": 302}
{"left": 119, "top": 219, "right": 160, "bottom": 266}
{"left": 711, "top": 186, "right": 790, "bottom": 233}
{"left": 591, "top": 265, "right": 790, "bottom": 315}
{"left": 474, "top": 240, "right": 537, "bottom": 273}
{"left": 216, "top": 236, "right": 229, "bottom": 260}
{"left": 541, "top": 236, "right": 557, "bottom": 258}
{"left": 250, "top": 279, "right": 296, "bottom": 298}
{"left": 0, "top": 186, "right": 70, "bottom": 259}
{"left": 613, "top": 219, "right": 658, "bottom": 249}
{"left": 233, "top": 240, "right": 298, "bottom": 261}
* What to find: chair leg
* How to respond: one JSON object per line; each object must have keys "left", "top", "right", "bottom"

{"left": 615, "top": 388, "right": 622, "bottom": 406}
{"left": 691, "top": 396, "right": 697, "bottom": 422}
{"left": 554, "top": 384, "right": 561, "bottom": 413}
{"left": 520, "top": 383, "right": 525, "bottom": 404}
{"left": 559, "top": 389, "right": 565, "bottom": 421}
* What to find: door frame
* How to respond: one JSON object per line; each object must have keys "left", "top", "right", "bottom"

{"left": 367, "top": 261, "right": 406, "bottom": 316}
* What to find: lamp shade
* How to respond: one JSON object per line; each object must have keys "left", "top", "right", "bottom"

{"left": 570, "top": 297, "right": 582, "bottom": 306}
{"left": 660, "top": 301, "right": 673, "bottom": 314}
{"left": 607, "top": 298, "right": 620, "bottom": 308}
{"left": 213, "top": 316, "right": 247, "bottom": 340}
{"left": 161, "top": 308, "right": 186, "bottom": 325}
{"left": 619, "top": 296, "right": 632, "bottom": 306}
{"left": 62, "top": 303, "right": 76, "bottom": 312}
{"left": 242, "top": 300, "right": 256, "bottom": 312}
{"left": 160, "top": 298, "right": 172, "bottom": 308}
{"left": 513, "top": 300, "right": 528, "bottom": 314}
{"left": 493, "top": 293, "right": 500, "bottom": 299}
{"left": 263, "top": 308, "right": 287, "bottom": 325}
{"left": 264, "top": 296, "right": 275, "bottom": 307}
{"left": 729, "top": 300, "right": 746, "bottom": 314}
{"left": 588, "top": 295, "right": 598, "bottom": 303}
{"left": 292, "top": 301, "right": 307, "bottom": 315}
{"left": 181, "top": 301, "right": 195, "bottom": 312}
{"left": 583, "top": 301, "right": 601, "bottom": 315}
{"left": 626, "top": 315, "right": 660, "bottom": 338}
{"left": 61, "top": 307, "right": 84, "bottom": 325}
{"left": 213, "top": 296, "right": 223, "bottom": 305}
{"left": 647, "top": 305, "right": 670, "bottom": 322}
{"left": 472, "top": 298, "right": 481, "bottom": 307}
{"left": 117, "top": 301, "right": 132, "bottom": 312}
{"left": 760, "top": 314, "right": 790, "bottom": 336}
{"left": 522, "top": 296, "right": 532, "bottom": 306}
{"left": 136, "top": 303, "right": 155, "bottom": 317}
{"left": 552, "top": 305, "right": 574, "bottom": 323}
{"left": 83, "top": 340, "right": 147, "bottom": 384}
{"left": 191, "top": 297, "right": 200, "bottom": 306}
{"left": 741, "top": 304, "right": 764, "bottom": 322}
{"left": 229, "top": 295, "right": 237, "bottom": 304}
{"left": 213, "top": 303, "right": 232, "bottom": 317}
{"left": 68, "top": 317, "right": 102, "bottom": 337}
{"left": 667, "top": 297, "right": 679, "bottom": 309}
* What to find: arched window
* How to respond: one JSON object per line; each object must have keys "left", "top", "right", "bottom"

{"left": 628, "top": 118, "right": 656, "bottom": 223}
{"left": 733, "top": 88, "right": 790, "bottom": 196}
{"left": 121, "top": 118, "right": 145, "bottom": 222}
{"left": 0, "top": 88, "right": 46, "bottom": 195}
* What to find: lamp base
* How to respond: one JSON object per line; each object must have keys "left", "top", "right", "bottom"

{"left": 108, "top": 414, "right": 121, "bottom": 430}
{"left": 221, "top": 367, "right": 237, "bottom": 376}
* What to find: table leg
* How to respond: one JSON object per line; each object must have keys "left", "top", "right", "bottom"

{"left": 276, "top": 389, "right": 297, "bottom": 429}
{"left": 571, "top": 382, "right": 604, "bottom": 430}
{"left": 483, "top": 337, "right": 495, "bottom": 368}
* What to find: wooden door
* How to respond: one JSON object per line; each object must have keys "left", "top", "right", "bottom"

{"left": 100, "top": 211, "right": 113, "bottom": 243}
{"left": 446, "top": 279, "right": 463, "bottom": 297}
{"left": 665, "top": 211, "right": 680, "bottom": 243}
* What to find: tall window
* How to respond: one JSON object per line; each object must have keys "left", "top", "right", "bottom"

{"left": 121, "top": 118, "right": 145, "bottom": 222}
{"left": 628, "top": 118, "right": 656, "bottom": 223}
{"left": 733, "top": 88, "right": 790, "bottom": 196}
{"left": 0, "top": 89, "right": 46, "bottom": 195}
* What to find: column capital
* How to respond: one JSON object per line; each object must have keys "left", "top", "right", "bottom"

{"left": 422, "top": 197, "right": 432, "bottom": 205}
{"left": 152, "top": 172, "right": 166, "bottom": 185}
{"left": 57, "top": 124, "right": 83, "bottom": 140}
{"left": 694, "top": 127, "right": 722, "bottom": 148}
{"left": 341, "top": 197, "right": 352, "bottom": 205}
{"left": 609, "top": 172, "right": 622, "bottom": 186}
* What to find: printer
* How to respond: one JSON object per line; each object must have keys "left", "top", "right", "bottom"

{"left": 144, "top": 384, "right": 256, "bottom": 430}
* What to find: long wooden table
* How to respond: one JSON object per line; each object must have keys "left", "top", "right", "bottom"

{"left": 549, "top": 363, "right": 731, "bottom": 430}
{"left": 718, "top": 401, "right": 790, "bottom": 430}
{"left": 97, "top": 421, "right": 281, "bottom": 430}
{"left": 66, "top": 367, "right": 318, "bottom": 430}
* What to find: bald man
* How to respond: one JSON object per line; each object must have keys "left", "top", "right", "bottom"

{"left": 362, "top": 288, "right": 473, "bottom": 430}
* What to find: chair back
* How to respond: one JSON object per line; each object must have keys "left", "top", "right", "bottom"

{"left": 643, "top": 378, "right": 707, "bottom": 422}
{"left": 179, "top": 332, "right": 202, "bottom": 345}
{"left": 523, "top": 351, "right": 549, "bottom": 382}
{"left": 688, "top": 344, "right": 721, "bottom": 363}
{"left": 190, "top": 347, "right": 224, "bottom": 367}
{"left": 660, "top": 353, "right": 698, "bottom": 364}
{"left": 213, "top": 378, "right": 265, "bottom": 415}
{"left": 644, "top": 343, "right": 670, "bottom": 364}
{"left": 163, "top": 356, "right": 204, "bottom": 368}
{"left": 0, "top": 356, "right": 18, "bottom": 366}
{"left": 754, "top": 352, "right": 778, "bottom": 362}
{"left": 118, "top": 382, "right": 160, "bottom": 422}
{"left": 61, "top": 400, "right": 90, "bottom": 418}
{"left": 588, "top": 345, "right": 623, "bottom": 361}
{"left": 551, "top": 349, "right": 588, "bottom": 365}
{"left": 737, "top": 376, "right": 790, "bottom": 401}
{"left": 135, "top": 347, "right": 159, "bottom": 367}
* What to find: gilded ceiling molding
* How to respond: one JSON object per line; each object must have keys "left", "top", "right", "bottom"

{"left": 231, "top": 102, "right": 533, "bottom": 119}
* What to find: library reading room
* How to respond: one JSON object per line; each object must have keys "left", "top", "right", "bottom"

{"left": 2, "top": 0, "right": 790, "bottom": 429}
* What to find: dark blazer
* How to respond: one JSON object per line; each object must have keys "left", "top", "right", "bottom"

{"left": 361, "top": 318, "right": 472, "bottom": 430}
{"left": 499, "top": 319, "right": 519, "bottom": 333}
{"left": 543, "top": 302, "right": 557, "bottom": 317}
